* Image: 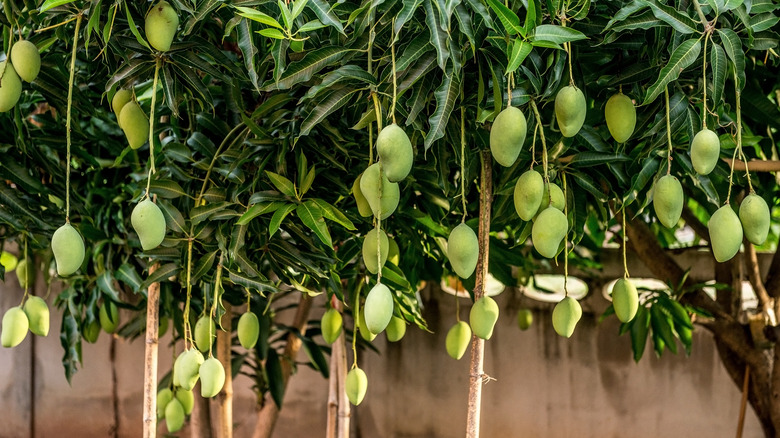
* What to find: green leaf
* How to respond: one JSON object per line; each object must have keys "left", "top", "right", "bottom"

{"left": 484, "top": 0, "right": 525, "bottom": 35}
{"left": 569, "top": 152, "right": 631, "bottom": 167}
{"left": 237, "top": 18, "right": 261, "bottom": 90}
{"left": 191, "top": 251, "right": 218, "bottom": 283}
{"left": 190, "top": 202, "right": 232, "bottom": 226}
{"left": 226, "top": 268, "right": 279, "bottom": 294}
{"left": 643, "top": 38, "right": 701, "bottom": 104}
{"left": 296, "top": 201, "right": 333, "bottom": 248}
{"left": 300, "top": 87, "right": 359, "bottom": 136}
{"left": 140, "top": 263, "right": 181, "bottom": 290}
{"left": 303, "top": 65, "right": 375, "bottom": 101}
{"left": 259, "top": 28, "right": 286, "bottom": 39}
{"left": 750, "top": 12, "right": 779, "bottom": 32}
{"left": 39, "top": 0, "right": 76, "bottom": 13}
{"left": 530, "top": 24, "right": 588, "bottom": 44}
{"left": 650, "top": 305, "right": 677, "bottom": 354}
{"left": 709, "top": 43, "right": 726, "bottom": 107}
{"left": 237, "top": 202, "right": 286, "bottom": 225}
{"left": 149, "top": 179, "right": 186, "bottom": 199}
{"left": 124, "top": 2, "right": 152, "bottom": 51}
{"left": 291, "top": 0, "right": 309, "bottom": 19}
{"left": 629, "top": 305, "right": 650, "bottom": 362}
{"left": 604, "top": 0, "right": 647, "bottom": 31}
{"left": 425, "top": 69, "right": 461, "bottom": 151}
{"left": 157, "top": 199, "right": 187, "bottom": 235}
{"left": 723, "top": 0, "right": 744, "bottom": 11}
{"left": 262, "top": 46, "right": 355, "bottom": 91}
{"left": 396, "top": 34, "right": 434, "bottom": 73}
{"left": 97, "top": 272, "right": 121, "bottom": 302}
{"left": 311, "top": 199, "right": 356, "bottom": 230}
{"left": 307, "top": 0, "right": 345, "bottom": 34}
{"left": 636, "top": 0, "right": 699, "bottom": 34}
{"left": 298, "top": 20, "right": 327, "bottom": 33}
{"left": 115, "top": 263, "right": 143, "bottom": 293}
{"left": 610, "top": 11, "right": 663, "bottom": 32}
{"left": 266, "top": 350, "right": 285, "bottom": 408}
{"left": 424, "top": 0, "right": 451, "bottom": 70}
{"left": 395, "top": 0, "right": 424, "bottom": 41}
{"left": 507, "top": 39, "right": 532, "bottom": 73}
{"left": 265, "top": 171, "right": 297, "bottom": 198}
{"left": 300, "top": 336, "right": 329, "bottom": 378}
{"left": 718, "top": 28, "right": 745, "bottom": 90}
{"left": 235, "top": 6, "right": 284, "bottom": 29}
{"left": 270, "top": 203, "right": 298, "bottom": 237}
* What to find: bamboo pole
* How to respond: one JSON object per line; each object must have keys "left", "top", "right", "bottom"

{"left": 143, "top": 264, "right": 160, "bottom": 438}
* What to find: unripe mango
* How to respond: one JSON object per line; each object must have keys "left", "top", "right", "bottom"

{"left": 364, "top": 283, "right": 393, "bottom": 335}
{"left": 321, "top": 308, "right": 342, "bottom": 345}
{"left": 604, "top": 93, "right": 635, "bottom": 143}
{"left": 112, "top": 89, "right": 133, "bottom": 119}
{"left": 15, "top": 258, "right": 33, "bottom": 290}
{"left": 387, "top": 237, "right": 400, "bottom": 266}
{"left": 514, "top": 170, "right": 544, "bottom": 221}
{"left": 362, "top": 228, "right": 389, "bottom": 274}
{"left": 653, "top": 175, "right": 683, "bottom": 228}
{"left": 690, "top": 129, "right": 720, "bottom": 175}
{"left": 51, "top": 223, "right": 85, "bottom": 276}
{"left": 0, "top": 251, "right": 18, "bottom": 272}
{"left": 555, "top": 86, "right": 586, "bottom": 137}
{"left": 534, "top": 183, "right": 565, "bottom": 218}
{"left": 99, "top": 300, "right": 120, "bottom": 334}
{"left": 194, "top": 316, "right": 216, "bottom": 352}
{"left": 359, "top": 163, "right": 400, "bottom": 220}
{"left": 611, "top": 278, "right": 638, "bottom": 323}
{"left": 179, "top": 348, "right": 204, "bottom": 391}
{"left": 119, "top": 101, "right": 150, "bottom": 150}
{"left": 132, "top": 199, "right": 166, "bottom": 250}
{"left": 709, "top": 204, "right": 743, "bottom": 263}
{"left": 385, "top": 315, "right": 406, "bottom": 342}
{"left": 159, "top": 316, "right": 169, "bottom": 337}
{"left": 740, "top": 194, "right": 770, "bottom": 246}
{"left": 377, "top": 124, "right": 413, "bottom": 182}
{"left": 346, "top": 367, "right": 368, "bottom": 405}
{"left": 552, "top": 296, "right": 582, "bottom": 338}
{"left": 23, "top": 296, "right": 49, "bottom": 337}
{"left": 0, "top": 60, "right": 22, "bottom": 112}
{"left": 237, "top": 311, "right": 260, "bottom": 349}
{"left": 200, "top": 357, "right": 226, "bottom": 398}
{"left": 469, "top": 296, "right": 499, "bottom": 340}
{"left": 490, "top": 106, "right": 527, "bottom": 167}
{"left": 517, "top": 309, "right": 533, "bottom": 330}
{"left": 10, "top": 40, "right": 40, "bottom": 82}
{"left": 165, "top": 398, "right": 185, "bottom": 433}
{"left": 1, "top": 306, "right": 28, "bottom": 348}
{"left": 357, "top": 307, "right": 377, "bottom": 341}
{"left": 175, "top": 388, "right": 194, "bottom": 415}
{"left": 532, "top": 207, "right": 568, "bottom": 258}
{"left": 157, "top": 388, "right": 173, "bottom": 420}
{"left": 145, "top": 1, "right": 179, "bottom": 52}
{"left": 445, "top": 321, "right": 471, "bottom": 359}
{"left": 448, "top": 223, "right": 478, "bottom": 279}
{"left": 172, "top": 350, "right": 187, "bottom": 387}
{"left": 83, "top": 319, "right": 100, "bottom": 343}
{"left": 352, "top": 174, "right": 373, "bottom": 217}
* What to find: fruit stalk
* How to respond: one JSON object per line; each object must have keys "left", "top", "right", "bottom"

{"left": 529, "top": 100, "right": 549, "bottom": 185}
{"left": 65, "top": 14, "right": 83, "bottom": 221}
{"left": 664, "top": 86, "right": 673, "bottom": 174}
{"left": 460, "top": 107, "right": 467, "bottom": 222}
{"left": 144, "top": 58, "right": 162, "bottom": 198}
{"left": 734, "top": 75, "right": 753, "bottom": 193}
{"left": 143, "top": 263, "right": 160, "bottom": 438}
{"left": 701, "top": 31, "right": 710, "bottom": 129}
{"left": 465, "top": 150, "right": 492, "bottom": 438}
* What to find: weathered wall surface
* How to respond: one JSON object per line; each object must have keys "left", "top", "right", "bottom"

{"left": 0, "top": 270, "right": 764, "bottom": 438}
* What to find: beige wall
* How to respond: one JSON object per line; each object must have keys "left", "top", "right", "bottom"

{"left": 0, "top": 269, "right": 763, "bottom": 437}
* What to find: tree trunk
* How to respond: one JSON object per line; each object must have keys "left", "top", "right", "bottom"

{"left": 465, "top": 150, "right": 492, "bottom": 438}
{"left": 216, "top": 303, "right": 233, "bottom": 438}
{"left": 143, "top": 264, "right": 160, "bottom": 438}
{"left": 190, "top": 383, "right": 213, "bottom": 438}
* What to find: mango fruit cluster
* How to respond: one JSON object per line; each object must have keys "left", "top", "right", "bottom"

{"left": 2, "top": 295, "right": 49, "bottom": 348}
{"left": 709, "top": 194, "right": 770, "bottom": 263}
{"left": 0, "top": 40, "right": 40, "bottom": 112}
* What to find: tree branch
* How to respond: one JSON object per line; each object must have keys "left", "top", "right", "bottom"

{"left": 680, "top": 204, "right": 709, "bottom": 243}
{"left": 762, "top": 247, "right": 780, "bottom": 298}
{"left": 745, "top": 241, "right": 772, "bottom": 314}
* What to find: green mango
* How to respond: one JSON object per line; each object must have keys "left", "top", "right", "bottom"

{"left": 1, "top": 306, "right": 28, "bottom": 348}
{"left": 0, "top": 60, "right": 22, "bottom": 112}
{"left": 357, "top": 307, "right": 377, "bottom": 341}
{"left": 200, "top": 357, "right": 226, "bottom": 398}
{"left": 362, "top": 227, "right": 389, "bottom": 274}
{"left": 51, "top": 223, "right": 85, "bottom": 276}
{"left": 179, "top": 349, "right": 204, "bottom": 391}
{"left": 364, "top": 283, "right": 393, "bottom": 335}
{"left": 175, "top": 388, "right": 194, "bottom": 415}
{"left": 709, "top": 204, "right": 743, "bottom": 263}
{"left": 387, "top": 237, "right": 400, "bottom": 266}
{"left": 552, "top": 296, "right": 582, "bottom": 338}
{"left": 159, "top": 316, "right": 169, "bottom": 337}
{"left": 156, "top": 388, "right": 173, "bottom": 420}
{"left": 194, "top": 316, "right": 216, "bottom": 352}
{"left": 385, "top": 315, "right": 406, "bottom": 342}
{"left": 83, "top": 319, "right": 100, "bottom": 343}
{"left": 604, "top": 92, "right": 636, "bottom": 143}
{"left": 514, "top": 170, "right": 544, "bottom": 221}
{"left": 555, "top": 86, "right": 586, "bottom": 137}
{"left": 112, "top": 89, "right": 133, "bottom": 119}
{"left": 517, "top": 309, "right": 533, "bottom": 331}
{"left": 346, "top": 367, "right": 368, "bottom": 406}
{"left": 611, "top": 279, "right": 638, "bottom": 323}
{"left": 23, "top": 296, "right": 49, "bottom": 337}
{"left": 132, "top": 198, "right": 166, "bottom": 250}
{"left": 377, "top": 123, "right": 413, "bottom": 182}
{"left": 690, "top": 129, "right": 720, "bottom": 175}
{"left": 352, "top": 174, "right": 373, "bottom": 217}
{"left": 10, "top": 40, "right": 40, "bottom": 82}
{"left": 238, "top": 311, "right": 260, "bottom": 349}
{"left": 99, "top": 300, "right": 120, "bottom": 334}
{"left": 172, "top": 350, "right": 187, "bottom": 387}
{"left": 321, "top": 308, "right": 343, "bottom": 345}
{"left": 119, "top": 101, "right": 150, "bottom": 150}
{"left": 532, "top": 207, "right": 568, "bottom": 258}
{"left": 469, "top": 296, "right": 499, "bottom": 340}
{"left": 359, "top": 163, "right": 400, "bottom": 220}
{"left": 534, "top": 183, "right": 565, "bottom": 218}
{"left": 740, "top": 194, "right": 770, "bottom": 246}
{"left": 652, "top": 175, "right": 683, "bottom": 228}
{"left": 445, "top": 321, "right": 471, "bottom": 360}
{"left": 490, "top": 106, "right": 527, "bottom": 167}
{"left": 0, "top": 251, "right": 17, "bottom": 272}
{"left": 448, "top": 223, "right": 479, "bottom": 279}
{"left": 165, "top": 398, "right": 185, "bottom": 433}
{"left": 15, "top": 258, "right": 33, "bottom": 290}
{"left": 145, "top": 1, "right": 179, "bottom": 52}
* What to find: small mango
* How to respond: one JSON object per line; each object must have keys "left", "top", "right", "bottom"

{"left": 0, "top": 60, "right": 22, "bottom": 112}
{"left": 51, "top": 223, "right": 85, "bottom": 276}
{"left": 490, "top": 106, "right": 527, "bottom": 167}
{"left": 119, "top": 101, "right": 150, "bottom": 150}
{"left": 362, "top": 228, "right": 389, "bottom": 274}
{"left": 690, "top": 129, "right": 720, "bottom": 175}
{"left": 740, "top": 194, "right": 770, "bottom": 246}
{"left": 352, "top": 174, "right": 373, "bottom": 217}
{"left": 359, "top": 163, "right": 400, "bottom": 220}
{"left": 99, "top": 300, "right": 120, "bottom": 334}
{"left": 237, "top": 311, "right": 260, "bottom": 349}
{"left": 514, "top": 170, "right": 544, "bottom": 221}
{"left": 0, "top": 251, "right": 18, "bottom": 272}
{"left": 604, "top": 93, "right": 636, "bottom": 143}
{"left": 10, "top": 40, "right": 41, "bottom": 82}
{"left": 445, "top": 321, "right": 471, "bottom": 360}
{"left": 175, "top": 388, "right": 194, "bottom": 415}
{"left": 1, "top": 306, "right": 28, "bottom": 348}
{"left": 377, "top": 124, "right": 413, "bottom": 182}
{"left": 709, "top": 204, "right": 743, "bottom": 263}
{"left": 653, "top": 175, "right": 683, "bottom": 228}
{"left": 611, "top": 278, "right": 638, "bottom": 323}
{"left": 23, "top": 296, "right": 49, "bottom": 337}
{"left": 532, "top": 207, "right": 568, "bottom": 258}
{"left": 156, "top": 388, "right": 173, "bottom": 420}
{"left": 448, "top": 223, "right": 479, "bottom": 279}
{"left": 172, "top": 350, "right": 187, "bottom": 387}
{"left": 469, "top": 296, "right": 499, "bottom": 340}
{"left": 112, "top": 89, "right": 133, "bottom": 119}
{"left": 199, "top": 357, "right": 226, "bottom": 398}
{"left": 555, "top": 86, "right": 586, "bottom": 137}
{"left": 321, "top": 308, "right": 342, "bottom": 345}
{"left": 552, "top": 296, "right": 582, "bottom": 338}
{"left": 165, "top": 398, "right": 185, "bottom": 433}
{"left": 364, "top": 283, "right": 393, "bottom": 335}
{"left": 385, "top": 315, "right": 406, "bottom": 342}
{"left": 346, "top": 367, "right": 368, "bottom": 406}
{"left": 145, "top": 1, "right": 179, "bottom": 52}
{"left": 83, "top": 319, "right": 100, "bottom": 343}
{"left": 387, "top": 237, "right": 400, "bottom": 266}
{"left": 357, "top": 307, "right": 377, "bottom": 341}
{"left": 15, "top": 258, "right": 33, "bottom": 290}
{"left": 132, "top": 198, "right": 166, "bottom": 250}
{"left": 194, "top": 316, "right": 216, "bottom": 352}
{"left": 517, "top": 309, "right": 533, "bottom": 331}
{"left": 534, "top": 183, "right": 565, "bottom": 218}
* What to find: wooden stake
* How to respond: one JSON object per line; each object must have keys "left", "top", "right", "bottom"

{"left": 143, "top": 263, "right": 160, "bottom": 438}
{"left": 216, "top": 303, "right": 233, "bottom": 438}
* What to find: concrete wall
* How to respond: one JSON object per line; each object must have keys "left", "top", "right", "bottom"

{"left": 0, "top": 269, "right": 764, "bottom": 437}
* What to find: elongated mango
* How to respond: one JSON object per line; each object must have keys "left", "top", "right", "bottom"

{"left": 173, "top": 350, "right": 187, "bottom": 387}
{"left": 10, "top": 40, "right": 40, "bottom": 82}
{"left": 653, "top": 175, "right": 683, "bottom": 228}
{"left": 514, "top": 170, "right": 544, "bottom": 221}
{"left": 200, "top": 357, "right": 226, "bottom": 398}
{"left": 321, "top": 308, "right": 342, "bottom": 345}
{"left": 357, "top": 307, "right": 376, "bottom": 341}
{"left": 690, "top": 129, "right": 720, "bottom": 175}
{"left": 490, "top": 106, "right": 527, "bottom": 167}
{"left": 132, "top": 198, "right": 166, "bottom": 250}
{"left": 377, "top": 124, "right": 413, "bottom": 182}
{"left": 346, "top": 367, "right": 368, "bottom": 405}
{"left": 23, "top": 296, "right": 49, "bottom": 337}
{"left": 552, "top": 296, "right": 581, "bottom": 338}
{"left": 532, "top": 207, "right": 568, "bottom": 258}
{"left": 1, "top": 306, "right": 28, "bottom": 348}
{"left": 0, "top": 60, "right": 22, "bottom": 112}
{"left": 555, "top": 86, "right": 586, "bottom": 137}
{"left": 165, "top": 398, "right": 185, "bottom": 433}
{"left": 194, "top": 316, "right": 216, "bottom": 352}
{"left": 112, "top": 89, "right": 133, "bottom": 119}
{"left": 238, "top": 311, "right": 260, "bottom": 349}
{"left": 99, "top": 300, "right": 120, "bottom": 334}
{"left": 119, "top": 101, "right": 150, "bottom": 150}
{"left": 387, "top": 237, "right": 400, "bottom": 266}
{"left": 362, "top": 228, "right": 389, "bottom": 274}
{"left": 605, "top": 93, "right": 636, "bottom": 143}
{"left": 469, "top": 296, "right": 499, "bottom": 340}
{"left": 352, "top": 174, "right": 373, "bottom": 217}
{"left": 709, "top": 204, "right": 742, "bottom": 263}
{"left": 15, "top": 258, "right": 33, "bottom": 290}
{"left": 52, "top": 223, "right": 85, "bottom": 276}
{"left": 179, "top": 349, "right": 204, "bottom": 391}
{"left": 445, "top": 321, "right": 471, "bottom": 360}
{"left": 359, "top": 163, "right": 400, "bottom": 220}
{"left": 145, "top": 1, "right": 179, "bottom": 52}
{"left": 364, "top": 283, "right": 393, "bottom": 335}
{"left": 740, "top": 194, "right": 770, "bottom": 246}
{"left": 611, "top": 278, "right": 638, "bottom": 323}
{"left": 385, "top": 315, "right": 406, "bottom": 342}
{"left": 448, "top": 223, "right": 479, "bottom": 279}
